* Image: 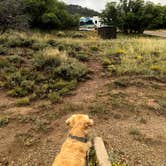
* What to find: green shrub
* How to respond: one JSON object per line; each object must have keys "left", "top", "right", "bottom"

{"left": 31, "top": 41, "right": 48, "bottom": 51}
{"left": 47, "top": 39, "right": 58, "bottom": 46}
{"left": 48, "top": 92, "right": 60, "bottom": 104}
{"left": 76, "top": 53, "right": 89, "bottom": 61}
{"left": 102, "top": 58, "right": 112, "bottom": 67}
{"left": 7, "top": 55, "right": 23, "bottom": 65}
{"left": 16, "top": 97, "right": 30, "bottom": 106}
{"left": 58, "top": 44, "right": 65, "bottom": 51}
{"left": 34, "top": 50, "right": 62, "bottom": 70}
{"left": 0, "top": 58, "right": 9, "bottom": 69}
{"left": 90, "top": 46, "right": 99, "bottom": 52}
{"left": 54, "top": 58, "right": 89, "bottom": 80}
{"left": 0, "top": 117, "right": 9, "bottom": 128}
{"left": 6, "top": 71, "right": 24, "bottom": 88}
{"left": 90, "top": 103, "right": 108, "bottom": 115}
{"left": 58, "top": 80, "right": 77, "bottom": 96}
{"left": 38, "top": 101, "right": 52, "bottom": 111}
{"left": 6, "top": 38, "right": 34, "bottom": 48}
{"left": 20, "top": 80, "right": 34, "bottom": 93}
{"left": 71, "top": 33, "right": 84, "bottom": 38}
{"left": 0, "top": 46, "right": 7, "bottom": 54}
{"left": 8, "top": 87, "right": 28, "bottom": 97}
{"left": 129, "top": 128, "right": 141, "bottom": 135}
{"left": 57, "top": 31, "right": 66, "bottom": 37}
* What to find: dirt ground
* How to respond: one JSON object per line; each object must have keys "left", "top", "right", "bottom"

{"left": 144, "top": 30, "right": 166, "bottom": 38}
{"left": 0, "top": 57, "right": 166, "bottom": 166}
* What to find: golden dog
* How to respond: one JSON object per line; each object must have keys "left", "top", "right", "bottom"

{"left": 52, "top": 114, "right": 94, "bottom": 166}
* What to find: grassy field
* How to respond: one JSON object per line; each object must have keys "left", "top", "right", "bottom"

{"left": 0, "top": 30, "right": 166, "bottom": 166}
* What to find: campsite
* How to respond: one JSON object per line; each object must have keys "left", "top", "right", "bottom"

{"left": 0, "top": 0, "right": 166, "bottom": 166}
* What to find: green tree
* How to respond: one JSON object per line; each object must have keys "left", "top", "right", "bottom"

{"left": 24, "top": 0, "right": 79, "bottom": 29}
{"left": 0, "top": 0, "right": 28, "bottom": 34}
{"left": 101, "top": 0, "right": 166, "bottom": 34}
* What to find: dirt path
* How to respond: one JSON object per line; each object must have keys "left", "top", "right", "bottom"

{"left": 144, "top": 30, "right": 166, "bottom": 38}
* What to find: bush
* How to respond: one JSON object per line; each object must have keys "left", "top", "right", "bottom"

{"left": 34, "top": 49, "right": 62, "bottom": 70}
{"left": 71, "top": 33, "right": 84, "bottom": 38}
{"left": 102, "top": 58, "right": 112, "bottom": 67}
{"left": 0, "top": 58, "right": 9, "bottom": 69}
{"left": 20, "top": 80, "right": 34, "bottom": 93}
{"left": 7, "top": 55, "right": 23, "bottom": 65}
{"left": 47, "top": 39, "right": 59, "bottom": 47}
{"left": 54, "top": 58, "right": 89, "bottom": 80}
{"left": 71, "top": 52, "right": 89, "bottom": 62}
{"left": 57, "top": 31, "right": 66, "bottom": 37}
{"left": 0, "top": 46, "right": 7, "bottom": 54}
{"left": 8, "top": 87, "right": 28, "bottom": 97}
{"left": 16, "top": 97, "right": 30, "bottom": 106}
{"left": 48, "top": 92, "right": 60, "bottom": 104}
{"left": 5, "top": 37, "right": 34, "bottom": 48}
{"left": 31, "top": 41, "right": 48, "bottom": 51}
{"left": 90, "top": 46, "right": 99, "bottom": 52}
{"left": 58, "top": 44, "right": 65, "bottom": 51}
{"left": 6, "top": 71, "right": 24, "bottom": 88}
{"left": 0, "top": 117, "right": 9, "bottom": 128}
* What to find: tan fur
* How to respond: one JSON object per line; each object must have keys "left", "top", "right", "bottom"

{"left": 52, "top": 114, "right": 94, "bottom": 166}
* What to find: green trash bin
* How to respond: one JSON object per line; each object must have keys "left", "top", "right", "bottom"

{"left": 98, "top": 26, "right": 117, "bottom": 39}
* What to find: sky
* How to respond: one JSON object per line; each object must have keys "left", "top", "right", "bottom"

{"left": 62, "top": 0, "right": 166, "bottom": 12}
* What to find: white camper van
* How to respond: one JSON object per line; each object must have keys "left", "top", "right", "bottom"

{"left": 79, "top": 16, "right": 102, "bottom": 31}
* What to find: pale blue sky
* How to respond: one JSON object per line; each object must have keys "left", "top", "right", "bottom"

{"left": 63, "top": 0, "right": 166, "bottom": 12}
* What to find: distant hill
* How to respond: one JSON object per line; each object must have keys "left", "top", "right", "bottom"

{"left": 66, "top": 4, "right": 100, "bottom": 17}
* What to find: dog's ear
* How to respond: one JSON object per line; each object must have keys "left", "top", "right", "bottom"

{"left": 65, "top": 115, "right": 76, "bottom": 127}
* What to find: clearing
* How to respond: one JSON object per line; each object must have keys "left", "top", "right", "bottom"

{"left": 0, "top": 31, "right": 166, "bottom": 166}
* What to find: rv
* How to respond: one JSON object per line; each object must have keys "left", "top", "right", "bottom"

{"left": 79, "top": 16, "right": 102, "bottom": 31}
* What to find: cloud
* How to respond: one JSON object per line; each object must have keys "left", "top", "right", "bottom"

{"left": 62, "top": 0, "right": 166, "bottom": 12}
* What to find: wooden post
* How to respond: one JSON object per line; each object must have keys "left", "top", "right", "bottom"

{"left": 94, "top": 137, "right": 110, "bottom": 166}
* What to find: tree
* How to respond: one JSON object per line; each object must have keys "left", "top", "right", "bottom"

{"left": 101, "top": 0, "right": 166, "bottom": 34}
{"left": 0, "top": 0, "right": 29, "bottom": 34}
{"left": 24, "top": 0, "right": 79, "bottom": 29}
{"left": 101, "top": 2, "right": 119, "bottom": 27}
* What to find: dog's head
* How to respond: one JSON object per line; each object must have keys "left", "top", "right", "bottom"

{"left": 66, "top": 114, "right": 94, "bottom": 129}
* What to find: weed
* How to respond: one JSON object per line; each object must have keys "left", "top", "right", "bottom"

{"left": 129, "top": 128, "right": 141, "bottom": 136}
{"left": 139, "top": 117, "right": 147, "bottom": 124}
{"left": 0, "top": 58, "right": 9, "bottom": 69}
{"left": 60, "top": 103, "right": 79, "bottom": 114}
{"left": 102, "top": 58, "right": 112, "bottom": 67}
{"left": 38, "top": 101, "right": 52, "bottom": 111}
{"left": 7, "top": 55, "right": 23, "bottom": 65}
{"left": 90, "top": 46, "right": 99, "bottom": 52}
{"left": 113, "top": 79, "right": 128, "bottom": 88}
{"left": 34, "top": 49, "right": 62, "bottom": 70}
{"left": 47, "top": 39, "right": 58, "bottom": 46}
{"left": 48, "top": 92, "right": 60, "bottom": 104}
{"left": 54, "top": 58, "right": 89, "bottom": 80}
{"left": 0, "top": 117, "right": 9, "bottom": 128}
{"left": 34, "top": 119, "right": 51, "bottom": 133}
{"left": 57, "top": 31, "right": 66, "bottom": 37}
{"left": 16, "top": 97, "right": 30, "bottom": 106}
{"left": 15, "top": 133, "right": 39, "bottom": 146}
{"left": 8, "top": 87, "right": 28, "bottom": 97}
{"left": 31, "top": 42, "right": 48, "bottom": 51}
{"left": 75, "top": 53, "right": 89, "bottom": 62}
{"left": 90, "top": 103, "right": 108, "bottom": 115}
{"left": 58, "top": 44, "right": 65, "bottom": 51}
{"left": 72, "top": 33, "right": 84, "bottom": 38}
{"left": 0, "top": 46, "right": 7, "bottom": 54}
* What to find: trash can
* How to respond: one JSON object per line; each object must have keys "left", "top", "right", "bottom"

{"left": 98, "top": 26, "right": 117, "bottom": 39}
